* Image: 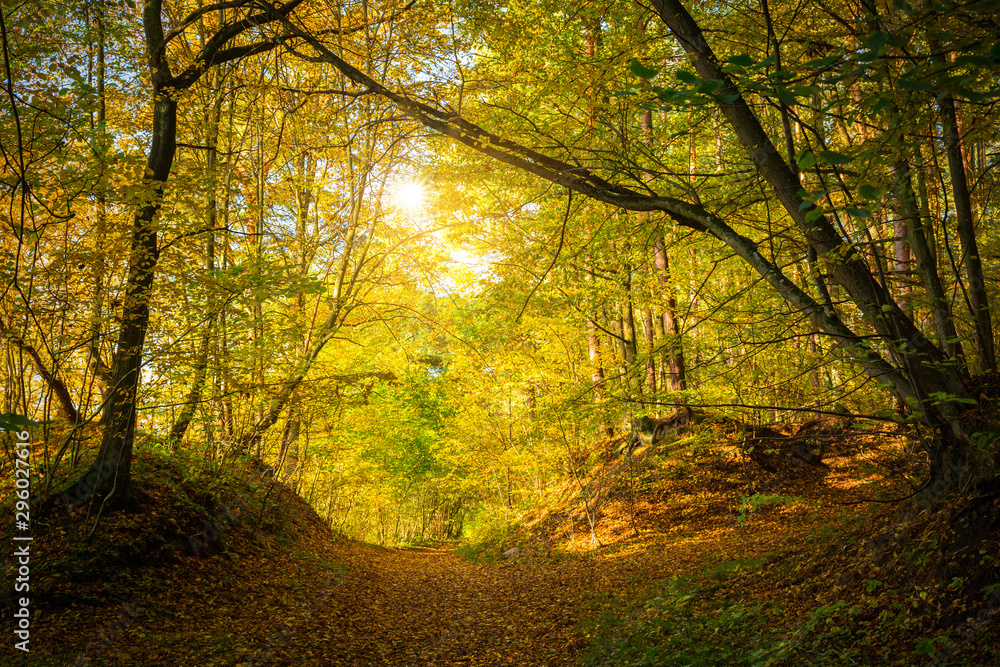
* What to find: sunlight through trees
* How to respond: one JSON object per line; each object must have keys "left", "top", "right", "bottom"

{"left": 1, "top": 0, "right": 997, "bottom": 547}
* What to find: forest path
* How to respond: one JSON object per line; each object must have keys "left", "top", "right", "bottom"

{"left": 248, "top": 490, "right": 809, "bottom": 666}
{"left": 31, "top": 480, "right": 834, "bottom": 667}
{"left": 289, "top": 543, "right": 597, "bottom": 666}
{"left": 25, "top": 440, "right": 892, "bottom": 667}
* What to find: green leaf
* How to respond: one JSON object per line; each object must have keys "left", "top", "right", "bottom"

{"left": 872, "top": 96, "right": 895, "bottom": 111}
{"left": 864, "top": 30, "right": 887, "bottom": 54}
{"left": 847, "top": 207, "right": 871, "bottom": 218}
{"left": 750, "top": 54, "right": 777, "bottom": 70}
{"left": 676, "top": 70, "right": 698, "bottom": 84}
{"left": 791, "top": 85, "right": 821, "bottom": 97}
{"left": 955, "top": 54, "right": 992, "bottom": 67}
{"left": 727, "top": 54, "right": 754, "bottom": 67}
{"left": 803, "top": 55, "right": 840, "bottom": 68}
{"left": 898, "top": 78, "right": 936, "bottom": 92}
{"left": 858, "top": 184, "right": 880, "bottom": 199}
{"left": 819, "top": 150, "right": 852, "bottom": 166}
{"left": 696, "top": 78, "right": 723, "bottom": 94}
{"left": 805, "top": 207, "right": 825, "bottom": 222}
{"left": 0, "top": 414, "right": 47, "bottom": 430}
{"left": 775, "top": 87, "right": 796, "bottom": 107}
{"left": 795, "top": 149, "right": 817, "bottom": 170}
{"left": 629, "top": 59, "right": 659, "bottom": 80}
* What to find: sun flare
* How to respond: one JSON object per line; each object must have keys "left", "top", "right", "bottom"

{"left": 392, "top": 176, "right": 428, "bottom": 214}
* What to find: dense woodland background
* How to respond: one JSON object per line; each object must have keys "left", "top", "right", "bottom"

{"left": 1, "top": 0, "right": 998, "bottom": 560}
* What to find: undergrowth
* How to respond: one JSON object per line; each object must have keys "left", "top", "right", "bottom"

{"left": 0, "top": 434, "right": 318, "bottom": 615}
{"left": 1, "top": 431, "right": 351, "bottom": 665}
{"left": 455, "top": 507, "right": 523, "bottom": 564}
{"left": 581, "top": 559, "right": 781, "bottom": 667}
{"left": 580, "top": 496, "right": 1000, "bottom": 666}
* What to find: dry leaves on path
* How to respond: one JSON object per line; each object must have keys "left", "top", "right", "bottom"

{"left": 267, "top": 543, "right": 596, "bottom": 666}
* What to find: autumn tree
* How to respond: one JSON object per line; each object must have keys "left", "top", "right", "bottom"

{"left": 66, "top": 0, "right": 314, "bottom": 506}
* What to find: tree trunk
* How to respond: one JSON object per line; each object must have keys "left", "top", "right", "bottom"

{"left": 916, "top": 4, "right": 994, "bottom": 371}
{"left": 643, "top": 308, "right": 656, "bottom": 395}
{"left": 892, "top": 158, "right": 961, "bottom": 359}
{"left": 67, "top": 91, "right": 177, "bottom": 505}
{"left": 653, "top": 237, "right": 686, "bottom": 392}
{"left": 937, "top": 96, "right": 995, "bottom": 371}
{"left": 86, "top": 0, "right": 111, "bottom": 405}
{"left": 168, "top": 317, "right": 214, "bottom": 444}
{"left": 66, "top": 0, "right": 302, "bottom": 505}
{"left": 169, "top": 82, "right": 223, "bottom": 446}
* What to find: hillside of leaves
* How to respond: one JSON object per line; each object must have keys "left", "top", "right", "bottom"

{"left": 3, "top": 409, "right": 998, "bottom": 666}
{"left": 513, "top": 411, "right": 1000, "bottom": 666}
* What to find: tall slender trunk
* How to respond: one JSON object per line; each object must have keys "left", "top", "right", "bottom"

{"left": 69, "top": 92, "right": 177, "bottom": 505}
{"left": 643, "top": 308, "right": 656, "bottom": 395}
{"left": 918, "top": 3, "right": 993, "bottom": 371}
{"left": 168, "top": 318, "right": 214, "bottom": 444}
{"left": 277, "top": 400, "right": 301, "bottom": 479}
{"left": 86, "top": 0, "right": 111, "bottom": 403}
{"left": 937, "top": 97, "right": 994, "bottom": 371}
{"left": 623, "top": 283, "right": 637, "bottom": 364}
{"left": 653, "top": 237, "right": 686, "bottom": 393}
{"left": 587, "top": 317, "right": 605, "bottom": 399}
{"left": 893, "top": 158, "right": 961, "bottom": 359}
{"left": 892, "top": 216, "right": 911, "bottom": 314}
{"left": 169, "top": 76, "right": 224, "bottom": 446}
{"left": 66, "top": 0, "right": 302, "bottom": 505}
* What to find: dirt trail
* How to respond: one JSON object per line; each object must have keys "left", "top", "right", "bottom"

{"left": 30, "top": 494, "right": 834, "bottom": 666}
{"left": 302, "top": 544, "right": 594, "bottom": 666}
{"left": 23, "top": 437, "right": 894, "bottom": 667}
{"left": 256, "top": 495, "right": 811, "bottom": 666}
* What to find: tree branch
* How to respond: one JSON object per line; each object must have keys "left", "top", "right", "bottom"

{"left": 2, "top": 325, "right": 79, "bottom": 423}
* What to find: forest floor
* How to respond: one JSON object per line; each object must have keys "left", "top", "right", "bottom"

{"left": 2, "top": 421, "right": 998, "bottom": 665}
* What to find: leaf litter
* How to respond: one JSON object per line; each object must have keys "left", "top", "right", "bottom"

{"left": 3, "top": 421, "right": 997, "bottom": 665}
